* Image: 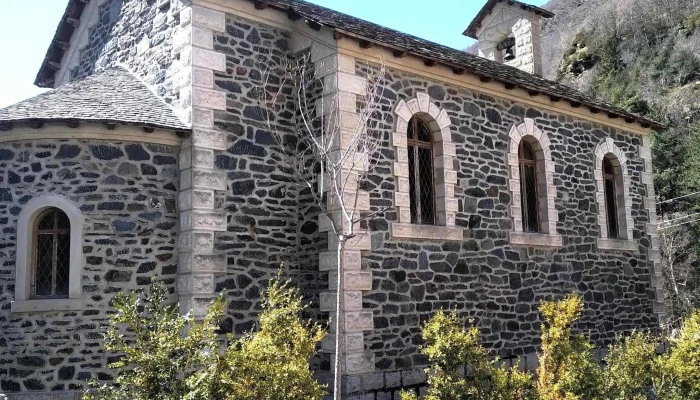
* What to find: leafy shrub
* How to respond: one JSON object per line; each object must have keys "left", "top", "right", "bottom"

{"left": 653, "top": 310, "right": 700, "bottom": 399}
{"left": 201, "top": 277, "right": 327, "bottom": 400}
{"left": 401, "top": 310, "right": 533, "bottom": 400}
{"left": 85, "top": 276, "right": 326, "bottom": 400}
{"left": 83, "top": 280, "right": 225, "bottom": 400}
{"left": 605, "top": 332, "right": 658, "bottom": 400}
{"left": 536, "top": 294, "right": 604, "bottom": 400}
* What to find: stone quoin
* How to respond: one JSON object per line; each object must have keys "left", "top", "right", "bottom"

{"left": 0, "top": 0, "right": 665, "bottom": 398}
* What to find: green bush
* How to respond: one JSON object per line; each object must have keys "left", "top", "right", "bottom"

{"left": 83, "top": 280, "right": 225, "bottom": 400}
{"left": 605, "top": 332, "right": 658, "bottom": 400}
{"left": 653, "top": 310, "right": 700, "bottom": 399}
{"left": 401, "top": 310, "right": 534, "bottom": 400}
{"left": 84, "top": 276, "right": 326, "bottom": 400}
{"left": 201, "top": 277, "right": 327, "bottom": 400}
{"left": 536, "top": 294, "right": 604, "bottom": 400}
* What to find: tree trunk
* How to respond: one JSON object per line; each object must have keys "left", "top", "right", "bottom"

{"left": 333, "top": 237, "right": 345, "bottom": 399}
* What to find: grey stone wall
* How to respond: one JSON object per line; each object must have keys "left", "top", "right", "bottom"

{"left": 72, "top": 0, "right": 181, "bottom": 105}
{"left": 355, "top": 62, "right": 658, "bottom": 376}
{"left": 210, "top": 13, "right": 322, "bottom": 336}
{"left": 0, "top": 139, "right": 179, "bottom": 394}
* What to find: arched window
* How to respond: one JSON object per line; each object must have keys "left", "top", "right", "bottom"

{"left": 603, "top": 156, "right": 619, "bottom": 238}
{"left": 593, "top": 139, "right": 635, "bottom": 248}
{"left": 519, "top": 140, "right": 540, "bottom": 233}
{"left": 12, "top": 195, "right": 85, "bottom": 313}
{"left": 407, "top": 117, "right": 436, "bottom": 225}
{"left": 32, "top": 208, "right": 71, "bottom": 298}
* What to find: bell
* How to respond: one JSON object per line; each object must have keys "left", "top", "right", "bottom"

{"left": 504, "top": 48, "right": 516, "bottom": 62}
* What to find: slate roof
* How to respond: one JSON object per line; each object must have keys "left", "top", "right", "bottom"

{"left": 35, "top": 0, "right": 666, "bottom": 130}
{"left": 1, "top": 67, "right": 189, "bottom": 132}
{"left": 255, "top": 0, "right": 665, "bottom": 130}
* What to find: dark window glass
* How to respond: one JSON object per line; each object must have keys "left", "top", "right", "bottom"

{"left": 33, "top": 209, "right": 71, "bottom": 298}
{"left": 603, "top": 157, "right": 619, "bottom": 238}
{"left": 407, "top": 117, "right": 436, "bottom": 225}
{"left": 519, "top": 141, "right": 540, "bottom": 232}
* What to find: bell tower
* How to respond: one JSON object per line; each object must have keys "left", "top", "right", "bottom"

{"left": 465, "top": 0, "right": 554, "bottom": 76}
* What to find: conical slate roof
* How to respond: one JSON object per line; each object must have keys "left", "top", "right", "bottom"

{"left": 0, "top": 66, "right": 189, "bottom": 131}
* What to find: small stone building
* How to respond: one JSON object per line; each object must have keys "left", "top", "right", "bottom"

{"left": 0, "top": 0, "right": 666, "bottom": 398}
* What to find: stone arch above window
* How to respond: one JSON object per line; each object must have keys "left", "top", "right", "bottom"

{"left": 12, "top": 195, "right": 85, "bottom": 313}
{"left": 594, "top": 138, "right": 636, "bottom": 250}
{"left": 390, "top": 92, "right": 462, "bottom": 241}
{"left": 507, "top": 118, "right": 562, "bottom": 247}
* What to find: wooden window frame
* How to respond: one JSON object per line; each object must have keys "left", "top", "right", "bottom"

{"left": 603, "top": 156, "right": 620, "bottom": 239}
{"left": 519, "top": 140, "right": 541, "bottom": 233}
{"left": 407, "top": 117, "right": 437, "bottom": 225}
{"left": 31, "top": 208, "right": 71, "bottom": 299}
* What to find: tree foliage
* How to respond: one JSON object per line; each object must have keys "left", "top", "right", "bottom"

{"left": 401, "top": 310, "right": 534, "bottom": 400}
{"left": 536, "top": 295, "right": 603, "bottom": 400}
{"left": 84, "top": 276, "right": 326, "bottom": 400}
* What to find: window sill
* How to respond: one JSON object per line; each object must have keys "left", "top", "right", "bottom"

{"left": 11, "top": 298, "right": 85, "bottom": 313}
{"left": 597, "top": 238, "right": 638, "bottom": 251}
{"left": 390, "top": 223, "right": 464, "bottom": 241}
{"left": 510, "top": 232, "right": 563, "bottom": 248}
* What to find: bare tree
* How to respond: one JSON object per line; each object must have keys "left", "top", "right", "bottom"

{"left": 257, "top": 50, "right": 387, "bottom": 399}
{"left": 659, "top": 216, "right": 700, "bottom": 327}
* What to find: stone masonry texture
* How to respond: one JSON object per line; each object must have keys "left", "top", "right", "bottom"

{"left": 72, "top": 0, "right": 182, "bottom": 106}
{"left": 0, "top": 139, "right": 179, "bottom": 394}
{"left": 356, "top": 61, "right": 658, "bottom": 373}
{"left": 0, "top": 1, "right": 663, "bottom": 398}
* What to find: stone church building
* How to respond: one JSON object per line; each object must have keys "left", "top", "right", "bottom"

{"left": 0, "top": 0, "right": 666, "bottom": 398}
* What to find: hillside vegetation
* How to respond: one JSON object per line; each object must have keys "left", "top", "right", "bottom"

{"left": 543, "top": 0, "right": 700, "bottom": 324}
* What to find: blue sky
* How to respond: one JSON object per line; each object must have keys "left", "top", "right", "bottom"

{"left": 0, "top": 0, "right": 546, "bottom": 108}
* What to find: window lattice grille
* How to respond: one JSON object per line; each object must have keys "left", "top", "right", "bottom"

{"left": 519, "top": 141, "right": 540, "bottom": 233}
{"left": 603, "top": 157, "right": 619, "bottom": 238}
{"left": 407, "top": 117, "right": 436, "bottom": 225}
{"left": 33, "top": 209, "right": 71, "bottom": 298}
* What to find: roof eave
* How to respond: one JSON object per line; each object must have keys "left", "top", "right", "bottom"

{"left": 34, "top": 0, "right": 86, "bottom": 89}
{"left": 329, "top": 27, "right": 666, "bottom": 131}
{"left": 0, "top": 117, "right": 191, "bottom": 134}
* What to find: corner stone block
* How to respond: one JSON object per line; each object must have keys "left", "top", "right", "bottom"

{"left": 191, "top": 5, "right": 226, "bottom": 32}
{"left": 188, "top": 47, "right": 226, "bottom": 72}
{"left": 327, "top": 190, "right": 370, "bottom": 212}
{"left": 321, "top": 332, "right": 365, "bottom": 354}
{"left": 178, "top": 230, "right": 215, "bottom": 253}
{"left": 179, "top": 252, "right": 227, "bottom": 274}
{"left": 193, "top": 67, "right": 214, "bottom": 89}
{"left": 192, "top": 148, "right": 215, "bottom": 168}
{"left": 192, "top": 87, "right": 227, "bottom": 110}
{"left": 179, "top": 294, "right": 219, "bottom": 319}
{"left": 193, "top": 107, "right": 215, "bottom": 128}
{"left": 180, "top": 210, "right": 227, "bottom": 232}
{"left": 177, "top": 273, "right": 215, "bottom": 295}
{"left": 329, "top": 270, "right": 373, "bottom": 291}
{"left": 191, "top": 168, "right": 227, "bottom": 191}
{"left": 179, "top": 189, "right": 215, "bottom": 211}
{"left": 174, "top": 26, "right": 214, "bottom": 53}
{"left": 192, "top": 128, "right": 227, "bottom": 150}
{"left": 344, "top": 311, "right": 374, "bottom": 332}
{"left": 319, "top": 250, "right": 362, "bottom": 271}
{"left": 328, "top": 232, "right": 372, "bottom": 250}
{"left": 320, "top": 290, "right": 363, "bottom": 312}
{"left": 319, "top": 212, "right": 361, "bottom": 233}
{"left": 345, "top": 352, "right": 376, "bottom": 375}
